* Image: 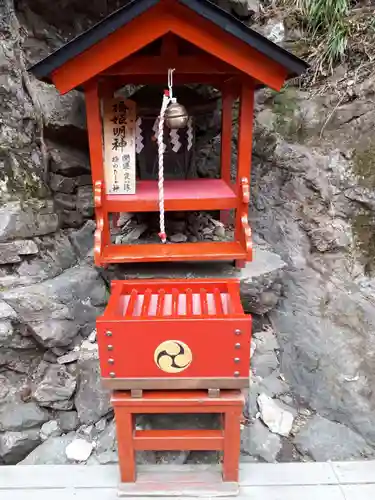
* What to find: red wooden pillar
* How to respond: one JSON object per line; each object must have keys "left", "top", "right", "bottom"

{"left": 220, "top": 81, "right": 235, "bottom": 225}
{"left": 84, "top": 79, "right": 111, "bottom": 264}
{"left": 235, "top": 80, "right": 254, "bottom": 268}
{"left": 85, "top": 79, "right": 105, "bottom": 190}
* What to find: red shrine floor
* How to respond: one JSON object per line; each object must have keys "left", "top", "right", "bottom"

{"left": 106, "top": 179, "right": 237, "bottom": 212}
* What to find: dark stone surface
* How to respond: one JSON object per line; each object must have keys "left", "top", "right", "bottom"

{"left": 294, "top": 416, "right": 375, "bottom": 461}
{"left": 0, "top": 401, "right": 49, "bottom": 432}
{"left": 74, "top": 358, "right": 111, "bottom": 425}
{"left": 32, "top": 364, "right": 77, "bottom": 409}
{"left": 0, "top": 428, "right": 41, "bottom": 464}
{"left": 2, "top": 265, "right": 107, "bottom": 347}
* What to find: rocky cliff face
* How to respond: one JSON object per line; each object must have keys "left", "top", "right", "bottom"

{"left": 1, "top": 0, "right": 375, "bottom": 465}
{"left": 252, "top": 76, "right": 375, "bottom": 447}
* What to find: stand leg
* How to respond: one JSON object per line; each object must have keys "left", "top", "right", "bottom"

{"left": 116, "top": 411, "right": 136, "bottom": 483}
{"left": 223, "top": 410, "right": 241, "bottom": 482}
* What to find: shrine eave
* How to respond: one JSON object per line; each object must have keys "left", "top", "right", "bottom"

{"left": 28, "top": 0, "right": 308, "bottom": 85}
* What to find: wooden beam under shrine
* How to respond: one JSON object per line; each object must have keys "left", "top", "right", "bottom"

{"left": 102, "top": 55, "right": 239, "bottom": 76}
{"left": 104, "top": 74, "right": 236, "bottom": 87}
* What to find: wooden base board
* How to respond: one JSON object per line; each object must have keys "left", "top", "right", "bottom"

{"left": 118, "top": 467, "right": 239, "bottom": 497}
{"left": 102, "top": 377, "right": 249, "bottom": 390}
{"left": 101, "top": 241, "right": 247, "bottom": 264}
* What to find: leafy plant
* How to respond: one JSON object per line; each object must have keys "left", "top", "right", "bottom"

{"left": 279, "top": 0, "right": 353, "bottom": 75}
{"left": 297, "top": 0, "right": 350, "bottom": 73}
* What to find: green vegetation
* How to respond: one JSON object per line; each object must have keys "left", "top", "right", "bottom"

{"left": 279, "top": 0, "right": 375, "bottom": 76}
{"left": 287, "top": 0, "right": 350, "bottom": 73}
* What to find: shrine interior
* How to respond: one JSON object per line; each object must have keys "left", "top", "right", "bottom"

{"left": 98, "top": 34, "right": 243, "bottom": 250}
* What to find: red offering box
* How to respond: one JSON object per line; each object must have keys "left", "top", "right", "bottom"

{"left": 97, "top": 279, "right": 251, "bottom": 390}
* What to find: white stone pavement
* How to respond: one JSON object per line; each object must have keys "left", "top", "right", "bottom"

{"left": 0, "top": 461, "right": 375, "bottom": 499}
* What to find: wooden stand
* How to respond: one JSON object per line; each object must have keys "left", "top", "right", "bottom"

{"left": 112, "top": 390, "right": 244, "bottom": 495}
{"left": 97, "top": 279, "right": 252, "bottom": 391}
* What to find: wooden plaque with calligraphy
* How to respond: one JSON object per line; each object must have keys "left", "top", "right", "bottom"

{"left": 103, "top": 97, "right": 136, "bottom": 195}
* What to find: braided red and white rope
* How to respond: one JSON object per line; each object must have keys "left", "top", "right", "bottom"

{"left": 157, "top": 91, "right": 170, "bottom": 243}
{"left": 157, "top": 69, "right": 175, "bottom": 244}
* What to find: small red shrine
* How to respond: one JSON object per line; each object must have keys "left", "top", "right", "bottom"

{"left": 30, "top": 0, "right": 307, "bottom": 493}
{"left": 30, "top": 0, "right": 307, "bottom": 269}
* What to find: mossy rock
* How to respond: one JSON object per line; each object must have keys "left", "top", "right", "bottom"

{"left": 0, "top": 149, "right": 48, "bottom": 202}
{"left": 268, "top": 87, "right": 309, "bottom": 143}
{"left": 284, "top": 39, "right": 311, "bottom": 60}
{"left": 351, "top": 211, "right": 375, "bottom": 275}
{"left": 353, "top": 146, "right": 375, "bottom": 189}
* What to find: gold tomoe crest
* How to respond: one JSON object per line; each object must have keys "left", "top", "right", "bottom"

{"left": 154, "top": 340, "right": 192, "bottom": 374}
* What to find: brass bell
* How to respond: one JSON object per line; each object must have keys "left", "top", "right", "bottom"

{"left": 165, "top": 101, "right": 189, "bottom": 129}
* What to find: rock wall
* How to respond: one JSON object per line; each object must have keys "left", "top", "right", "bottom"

{"left": 1, "top": 0, "right": 375, "bottom": 465}
{"left": 252, "top": 79, "right": 375, "bottom": 447}
{"left": 0, "top": 0, "right": 110, "bottom": 465}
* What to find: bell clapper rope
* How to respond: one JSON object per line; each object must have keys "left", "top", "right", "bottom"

{"left": 158, "top": 68, "right": 175, "bottom": 244}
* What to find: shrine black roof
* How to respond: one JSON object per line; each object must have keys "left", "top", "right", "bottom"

{"left": 29, "top": 0, "right": 308, "bottom": 83}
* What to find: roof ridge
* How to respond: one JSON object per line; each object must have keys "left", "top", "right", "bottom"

{"left": 28, "top": 0, "right": 308, "bottom": 87}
